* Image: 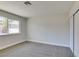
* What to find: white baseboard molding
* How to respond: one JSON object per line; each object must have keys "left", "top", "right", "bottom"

{"left": 70, "top": 47, "right": 73, "bottom": 53}
{"left": 70, "top": 47, "right": 75, "bottom": 56}
{"left": 0, "top": 40, "right": 26, "bottom": 50}
{"left": 0, "top": 39, "right": 69, "bottom": 50}
{"left": 27, "top": 40, "right": 69, "bottom": 48}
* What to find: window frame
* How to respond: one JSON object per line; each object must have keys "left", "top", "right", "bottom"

{"left": 0, "top": 16, "right": 20, "bottom": 35}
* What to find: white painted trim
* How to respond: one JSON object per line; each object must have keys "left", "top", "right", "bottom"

{"left": 0, "top": 39, "right": 69, "bottom": 50}
{"left": 0, "top": 40, "right": 26, "bottom": 50}
{"left": 27, "top": 40, "right": 69, "bottom": 48}
{"left": 70, "top": 46, "right": 73, "bottom": 53}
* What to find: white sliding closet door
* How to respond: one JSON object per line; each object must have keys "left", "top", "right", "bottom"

{"left": 74, "top": 10, "right": 79, "bottom": 56}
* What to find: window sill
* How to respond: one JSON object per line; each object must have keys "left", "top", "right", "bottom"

{"left": 0, "top": 32, "right": 20, "bottom": 36}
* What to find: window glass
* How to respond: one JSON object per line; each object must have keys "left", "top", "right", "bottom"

{"left": 8, "top": 19, "right": 19, "bottom": 33}
{"left": 0, "top": 16, "right": 20, "bottom": 35}
{"left": 0, "top": 16, "right": 8, "bottom": 34}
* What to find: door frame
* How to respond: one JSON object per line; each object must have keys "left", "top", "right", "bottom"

{"left": 73, "top": 9, "right": 79, "bottom": 55}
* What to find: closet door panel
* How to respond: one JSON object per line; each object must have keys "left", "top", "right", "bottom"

{"left": 74, "top": 11, "right": 79, "bottom": 56}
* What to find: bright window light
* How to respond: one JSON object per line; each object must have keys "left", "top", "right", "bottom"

{"left": 8, "top": 19, "right": 20, "bottom": 33}
{"left": 0, "top": 16, "right": 20, "bottom": 35}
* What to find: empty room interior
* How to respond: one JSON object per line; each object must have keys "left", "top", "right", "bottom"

{"left": 0, "top": 1, "right": 79, "bottom": 57}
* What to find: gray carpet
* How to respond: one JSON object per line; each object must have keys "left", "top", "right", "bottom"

{"left": 0, "top": 41, "right": 74, "bottom": 57}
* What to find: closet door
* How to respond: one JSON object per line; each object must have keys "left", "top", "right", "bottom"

{"left": 74, "top": 10, "right": 79, "bottom": 56}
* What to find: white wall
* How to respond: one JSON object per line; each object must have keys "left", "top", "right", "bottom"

{"left": 69, "top": 2, "right": 79, "bottom": 57}
{"left": 0, "top": 10, "right": 27, "bottom": 49}
{"left": 27, "top": 14, "right": 69, "bottom": 47}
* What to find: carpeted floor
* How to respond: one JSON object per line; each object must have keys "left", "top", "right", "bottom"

{"left": 0, "top": 41, "right": 74, "bottom": 57}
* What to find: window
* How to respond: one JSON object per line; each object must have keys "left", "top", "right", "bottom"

{"left": 0, "top": 16, "right": 8, "bottom": 35}
{"left": 8, "top": 19, "right": 20, "bottom": 33}
{"left": 0, "top": 16, "right": 20, "bottom": 35}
